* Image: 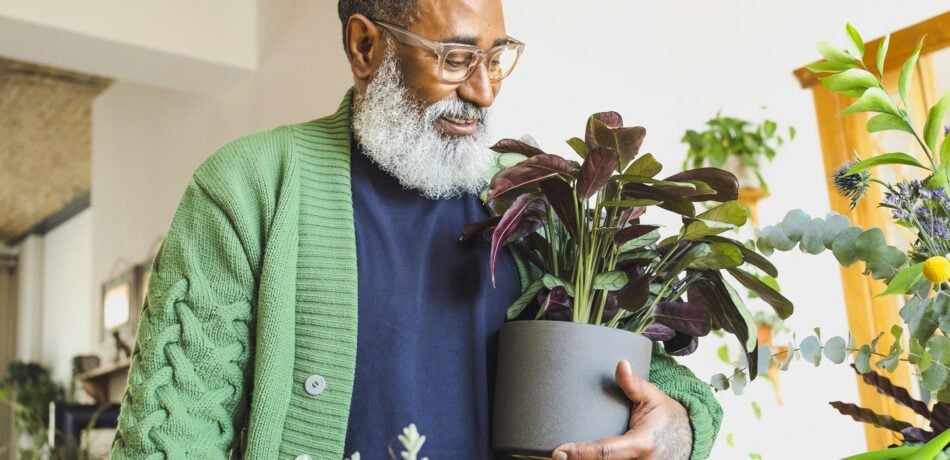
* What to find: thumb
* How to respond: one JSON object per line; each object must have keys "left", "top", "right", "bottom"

{"left": 615, "top": 359, "right": 656, "bottom": 404}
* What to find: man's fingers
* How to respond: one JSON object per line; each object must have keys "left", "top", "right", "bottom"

{"left": 553, "top": 435, "right": 643, "bottom": 460}
{"left": 615, "top": 359, "right": 657, "bottom": 404}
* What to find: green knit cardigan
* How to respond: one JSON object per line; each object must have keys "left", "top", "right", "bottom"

{"left": 111, "top": 90, "right": 722, "bottom": 460}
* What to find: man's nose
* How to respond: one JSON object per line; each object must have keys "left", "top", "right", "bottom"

{"left": 457, "top": 63, "right": 496, "bottom": 108}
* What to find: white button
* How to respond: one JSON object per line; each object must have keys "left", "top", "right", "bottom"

{"left": 304, "top": 374, "right": 326, "bottom": 396}
{"left": 295, "top": 455, "right": 313, "bottom": 460}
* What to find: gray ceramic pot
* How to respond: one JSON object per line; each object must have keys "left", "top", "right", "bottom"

{"left": 492, "top": 320, "right": 652, "bottom": 457}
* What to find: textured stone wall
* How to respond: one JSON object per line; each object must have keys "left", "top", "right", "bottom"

{"left": 0, "top": 57, "right": 110, "bottom": 242}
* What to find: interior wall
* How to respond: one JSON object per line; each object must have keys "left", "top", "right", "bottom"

{"left": 10, "top": 1, "right": 947, "bottom": 459}
{"left": 39, "top": 208, "right": 94, "bottom": 385}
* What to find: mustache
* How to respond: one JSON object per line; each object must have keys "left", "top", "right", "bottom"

{"left": 426, "top": 98, "right": 489, "bottom": 123}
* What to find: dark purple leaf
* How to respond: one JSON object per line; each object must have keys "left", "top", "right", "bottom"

{"left": 688, "top": 273, "right": 758, "bottom": 379}
{"left": 488, "top": 154, "right": 580, "bottom": 201}
{"left": 900, "top": 427, "right": 933, "bottom": 444}
{"left": 602, "top": 292, "right": 620, "bottom": 323}
{"left": 460, "top": 216, "right": 500, "bottom": 242}
{"left": 643, "top": 323, "right": 676, "bottom": 341}
{"left": 491, "top": 138, "right": 548, "bottom": 157}
{"left": 538, "top": 286, "right": 572, "bottom": 321}
{"left": 664, "top": 168, "right": 739, "bottom": 202}
{"left": 664, "top": 332, "right": 699, "bottom": 356}
{"left": 622, "top": 183, "right": 696, "bottom": 217}
{"left": 614, "top": 225, "right": 660, "bottom": 246}
{"left": 491, "top": 193, "right": 543, "bottom": 286}
{"left": 617, "top": 267, "right": 649, "bottom": 312}
{"left": 539, "top": 179, "right": 579, "bottom": 240}
{"left": 653, "top": 301, "right": 712, "bottom": 337}
{"left": 829, "top": 401, "right": 914, "bottom": 434}
{"left": 576, "top": 147, "right": 619, "bottom": 199}
{"left": 932, "top": 402, "right": 950, "bottom": 433}
{"left": 585, "top": 114, "right": 646, "bottom": 170}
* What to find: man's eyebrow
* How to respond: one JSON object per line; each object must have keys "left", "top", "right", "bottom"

{"left": 444, "top": 35, "right": 510, "bottom": 47}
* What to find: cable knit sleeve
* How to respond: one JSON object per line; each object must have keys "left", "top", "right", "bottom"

{"left": 650, "top": 342, "right": 723, "bottom": 460}
{"left": 110, "top": 175, "right": 257, "bottom": 459}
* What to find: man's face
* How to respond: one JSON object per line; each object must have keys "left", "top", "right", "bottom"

{"left": 347, "top": 0, "right": 511, "bottom": 200}
{"left": 394, "top": 0, "right": 508, "bottom": 136}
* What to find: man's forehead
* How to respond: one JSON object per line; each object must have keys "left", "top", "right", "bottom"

{"left": 412, "top": 0, "right": 507, "bottom": 47}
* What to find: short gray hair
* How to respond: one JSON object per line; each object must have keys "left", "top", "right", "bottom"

{"left": 338, "top": 0, "right": 422, "bottom": 42}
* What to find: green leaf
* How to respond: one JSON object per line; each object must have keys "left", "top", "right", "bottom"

{"left": 817, "top": 41, "right": 861, "bottom": 65}
{"left": 593, "top": 270, "right": 629, "bottom": 291}
{"left": 780, "top": 339, "right": 797, "bottom": 371}
{"left": 732, "top": 368, "right": 748, "bottom": 395}
{"left": 617, "top": 229, "right": 662, "bottom": 252}
{"left": 922, "top": 335, "right": 949, "bottom": 392}
{"left": 822, "top": 213, "right": 851, "bottom": 248}
{"left": 878, "top": 262, "right": 924, "bottom": 297}
{"left": 681, "top": 219, "right": 737, "bottom": 241}
{"left": 723, "top": 281, "right": 759, "bottom": 353}
{"left": 689, "top": 243, "right": 743, "bottom": 271}
{"left": 840, "top": 87, "right": 901, "bottom": 117}
{"left": 727, "top": 267, "right": 794, "bottom": 319}
{"left": 927, "top": 167, "right": 949, "bottom": 189}
{"left": 800, "top": 218, "right": 827, "bottom": 255}
{"left": 624, "top": 153, "right": 662, "bottom": 177}
{"left": 807, "top": 61, "right": 856, "bottom": 74}
{"left": 800, "top": 335, "right": 822, "bottom": 366}
{"left": 697, "top": 201, "right": 749, "bottom": 226}
{"left": 846, "top": 152, "right": 927, "bottom": 175}
{"left": 497, "top": 152, "right": 528, "bottom": 168}
{"left": 726, "top": 433, "right": 734, "bottom": 448}
{"left": 867, "top": 113, "right": 913, "bottom": 134}
{"left": 820, "top": 68, "right": 878, "bottom": 97}
{"left": 900, "top": 295, "right": 940, "bottom": 341}
{"left": 541, "top": 274, "right": 575, "bottom": 297}
{"left": 601, "top": 199, "right": 663, "bottom": 208}
{"left": 779, "top": 209, "right": 810, "bottom": 242}
{"left": 718, "top": 344, "right": 731, "bottom": 364}
{"left": 711, "top": 373, "right": 730, "bottom": 391}
{"left": 846, "top": 23, "right": 865, "bottom": 59}
{"left": 824, "top": 336, "right": 847, "bottom": 364}
{"left": 877, "top": 33, "right": 890, "bottom": 77}
{"left": 789, "top": 126, "right": 797, "bottom": 140}
{"left": 923, "top": 88, "right": 950, "bottom": 154}
{"left": 831, "top": 226, "right": 863, "bottom": 266}
{"left": 855, "top": 345, "right": 872, "bottom": 373}
{"left": 899, "top": 36, "right": 926, "bottom": 110}
{"left": 507, "top": 280, "right": 543, "bottom": 320}
{"left": 941, "top": 135, "right": 950, "bottom": 168}
{"left": 751, "top": 401, "right": 762, "bottom": 420}
{"left": 566, "top": 137, "right": 588, "bottom": 158}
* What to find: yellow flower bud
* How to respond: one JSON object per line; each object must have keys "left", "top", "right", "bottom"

{"left": 923, "top": 256, "right": 950, "bottom": 284}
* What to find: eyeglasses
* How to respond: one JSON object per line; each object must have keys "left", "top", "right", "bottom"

{"left": 371, "top": 20, "right": 525, "bottom": 84}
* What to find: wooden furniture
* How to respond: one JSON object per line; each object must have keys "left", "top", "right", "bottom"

{"left": 76, "top": 359, "right": 129, "bottom": 404}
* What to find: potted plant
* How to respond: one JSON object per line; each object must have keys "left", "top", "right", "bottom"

{"left": 681, "top": 112, "right": 795, "bottom": 193}
{"left": 463, "top": 113, "right": 794, "bottom": 456}
{"left": 0, "top": 361, "right": 65, "bottom": 459}
{"left": 740, "top": 22, "right": 950, "bottom": 458}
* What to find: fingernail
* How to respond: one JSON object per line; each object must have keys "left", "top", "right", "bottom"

{"left": 553, "top": 451, "right": 567, "bottom": 460}
{"left": 621, "top": 359, "right": 632, "bottom": 372}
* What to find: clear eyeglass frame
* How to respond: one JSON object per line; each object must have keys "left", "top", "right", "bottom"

{"left": 371, "top": 19, "right": 525, "bottom": 84}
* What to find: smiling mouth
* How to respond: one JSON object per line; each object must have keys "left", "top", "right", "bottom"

{"left": 438, "top": 115, "right": 479, "bottom": 136}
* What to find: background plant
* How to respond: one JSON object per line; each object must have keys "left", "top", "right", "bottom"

{"left": 464, "top": 112, "right": 795, "bottom": 380}
{"left": 681, "top": 112, "right": 795, "bottom": 191}
{"left": 0, "top": 360, "right": 65, "bottom": 459}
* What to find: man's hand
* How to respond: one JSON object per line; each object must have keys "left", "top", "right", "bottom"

{"left": 552, "top": 360, "right": 693, "bottom": 460}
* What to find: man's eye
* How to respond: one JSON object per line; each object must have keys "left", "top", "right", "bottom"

{"left": 445, "top": 59, "right": 468, "bottom": 68}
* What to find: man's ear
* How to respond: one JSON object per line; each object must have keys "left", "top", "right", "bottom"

{"left": 345, "top": 14, "right": 384, "bottom": 81}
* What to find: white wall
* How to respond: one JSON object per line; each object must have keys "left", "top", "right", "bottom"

{"left": 11, "top": 1, "right": 947, "bottom": 458}
{"left": 40, "top": 209, "right": 94, "bottom": 384}
{"left": 0, "top": 0, "right": 257, "bottom": 95}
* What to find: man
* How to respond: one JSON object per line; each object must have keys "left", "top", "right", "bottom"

{"left": 110, "top": 0, "right": 722, "bottom": 459}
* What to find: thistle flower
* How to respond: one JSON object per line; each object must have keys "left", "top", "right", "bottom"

{"left": 832, "top": 161, "right": 871, "bottom": 209}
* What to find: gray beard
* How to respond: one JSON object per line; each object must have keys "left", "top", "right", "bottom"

{"left": 351, "top": 45, "right": 495, "bottom": 200}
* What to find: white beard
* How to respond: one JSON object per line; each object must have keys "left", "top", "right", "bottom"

{"left": 352, "top": 45, "right": 495, "bottom": 200}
